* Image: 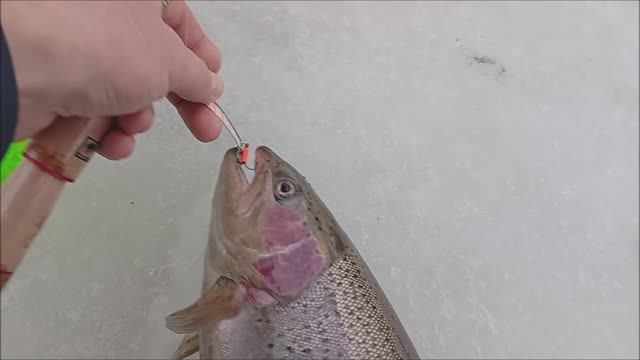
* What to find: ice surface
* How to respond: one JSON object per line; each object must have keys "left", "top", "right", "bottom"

{"left": 1, "top": 2, "right": 638, "bottom": 358}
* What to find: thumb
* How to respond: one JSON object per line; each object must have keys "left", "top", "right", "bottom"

{"left": 163, "top": 29, "right": 223, "bottom": 105}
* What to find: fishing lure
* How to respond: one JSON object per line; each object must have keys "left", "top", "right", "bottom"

{"left": 206, "top": 102, "right": 253, "bottom": 170}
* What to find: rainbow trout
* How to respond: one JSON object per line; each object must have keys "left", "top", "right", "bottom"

{"left": 166, "top": 146, "right": 419, "bottom": 359}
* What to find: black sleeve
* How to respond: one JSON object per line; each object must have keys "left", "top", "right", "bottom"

{"left": 0, "top": 25, "right": 18, "bottom": 159}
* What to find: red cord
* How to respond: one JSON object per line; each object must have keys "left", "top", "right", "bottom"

{"left": 22, "top": 152, "right": 75, "bottom": 183}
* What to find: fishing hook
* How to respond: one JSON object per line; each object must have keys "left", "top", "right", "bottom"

{"left": 206, "top": 102, "right": 255, "bottom": 171}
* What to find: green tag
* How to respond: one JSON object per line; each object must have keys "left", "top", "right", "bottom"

{"left": 1, "top": 140, "right": 28, "bottom": 185}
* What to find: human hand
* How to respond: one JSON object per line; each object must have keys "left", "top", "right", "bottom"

{"left": 0, "top": 0, "right": 223, "bottom": 160}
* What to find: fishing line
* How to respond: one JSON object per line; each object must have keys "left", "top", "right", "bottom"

{"left": 207, "top": 102, "right": 255, "bottom": 171}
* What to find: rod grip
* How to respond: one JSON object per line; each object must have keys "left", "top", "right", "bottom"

{"left": 1, "top": 116, "right": 111, "bottom": 290}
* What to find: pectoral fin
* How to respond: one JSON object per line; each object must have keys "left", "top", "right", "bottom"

{"left": 172, "top": 333, "right": 199, "bottom": 360}
{"left": 165, "top": 277, "right": 245, "bottom": 334}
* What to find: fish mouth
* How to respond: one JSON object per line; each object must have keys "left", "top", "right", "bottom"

{"left": 222, "top": 146, "right": 275, "bottom": 187}
{"left": 222, "top": 148, "right": 249, "bottom": 190}
{"left": 221, "top": 146, "right": 276, "bottom": 215}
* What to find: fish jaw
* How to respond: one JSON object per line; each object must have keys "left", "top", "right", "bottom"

{"left": 208, "top": 148, "right": 265, "bottom": 289}
{"left": 216, "top": 148, "right": 250, "bottom": 197}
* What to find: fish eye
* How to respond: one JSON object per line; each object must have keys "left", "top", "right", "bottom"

{"left": 276, "top": 180, "right": 295, "bottom": 197}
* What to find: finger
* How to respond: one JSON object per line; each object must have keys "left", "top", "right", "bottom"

{"left": 161, "top": 26, "right": 223, "bottom": 104}
{"left": 162, "top": 0, "right": 222, "bottom": 72}
{"left": 172, "top": 97, "right": 222, "bottom": 142}
{"left": 118, "top": 106, "right": 155, "bottom": 135}
{"left": 167, "top": 92, "right": 222, "bottom": 142}
{"left": 98, "top": 129, "right": 135, "bottom": 160}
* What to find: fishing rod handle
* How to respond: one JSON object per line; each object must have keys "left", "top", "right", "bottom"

{"left": 1, "top": 116, "right": 111, "bottom": 290}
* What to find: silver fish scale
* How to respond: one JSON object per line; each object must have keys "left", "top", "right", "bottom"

{"left": 204, "top": 248, "right": 419, "bottom": 359}
{"left": 327, "top": 248, "right": 418, "bottom": 359}
{"left": 259, "top": 267, "right": 350, "bottom": 360}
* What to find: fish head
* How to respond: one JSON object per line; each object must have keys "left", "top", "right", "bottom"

{"left": 210, "top": 146, "right": 346, "bottom": 300}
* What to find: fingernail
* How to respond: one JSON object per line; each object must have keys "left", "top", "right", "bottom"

{"left": 212, "top": 72, "right": 224, "bottom": 100}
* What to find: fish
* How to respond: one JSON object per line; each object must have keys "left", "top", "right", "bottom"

{"left": 165, "top": 146, "right": 419, "bottom": 359}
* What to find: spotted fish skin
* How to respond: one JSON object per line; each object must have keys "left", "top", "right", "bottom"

{"left": 170, "top": 146, "right": 419, "bottom": 359}
{"left": 202, "top": 248, "right": 418, "bottom": 359}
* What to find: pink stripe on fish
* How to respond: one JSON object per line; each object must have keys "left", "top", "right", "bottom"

{"left": 260, "top": 203, "right": 311, "bottom": 250}
{"left": 262, "top": 221, "right": 311, "bottom": 250}
{"left": 254, "top": 236, "right": 325, "bottom": 297}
